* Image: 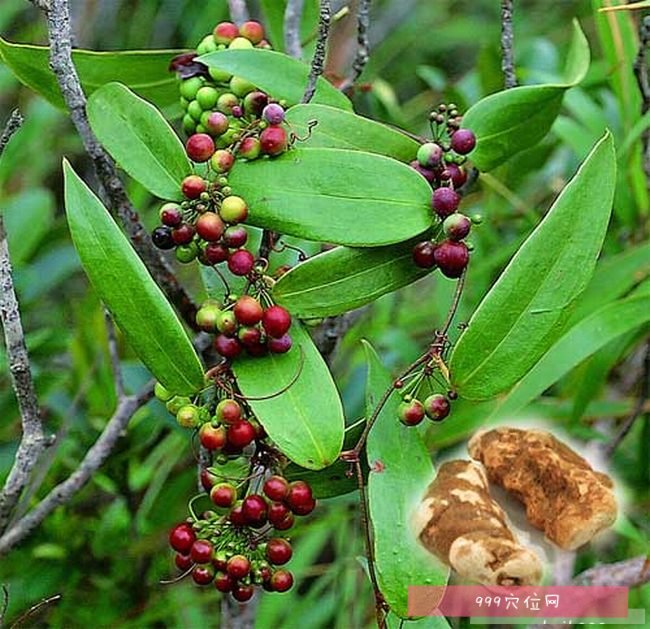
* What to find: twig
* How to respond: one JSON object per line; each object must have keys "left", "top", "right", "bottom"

{"left": 302, "top": 0, "right": 332, "bottom": 103}
{"left": 1, "top": 584, "right": 8, "bottom": 626}
{"left": 227, "top": 0, "right": 249, "bottom": 26}
{"left": 605, "top": 340, "right": 650, "bottom": 457}
{"left": 0, "top": 110, "right": 23, "bottom": 156}
{"left": 339, "top": 0, "right": 371, "bottom": 91}
{"left": 284, "top": 0, "right": 305, "bottom": 59}
{"left": 0, "top": 148, "right": 48, "bottom": 532}
{"left": 312, "top": 308, "right": 367, "bottom": 363}
{"left": 104, "top": 309, "right": 124, "bottom": 397}
{"left": 0, "top": 383, "right": 154, "bottom": 555}
{"left": 28, "top": 0, "right": 198, "bottom": 328}
{"left": 500, "top": 0, "right": 517, "bottom": 89}
{"left": 573, "top": 555, "right": 650, "bottom": 587}
{"left": 633, "top": 16, "right": 650, "bottom": 183}
{"left": 9, "top": 594, "right": 62, "bottom": 628}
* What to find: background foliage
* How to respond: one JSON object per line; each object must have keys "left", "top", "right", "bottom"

{"left": 1, "top": 0, "right": 649, "bottom": 627}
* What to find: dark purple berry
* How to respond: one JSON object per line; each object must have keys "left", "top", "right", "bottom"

{"left": 423, "top": 394, "right": 451, "bottom": 421}
{"left": 433, "top": 240, "right": 469, "bottom": 278}
{"left": 228, "top": 249, "right": 255, "bottom": 276}
{"left": 410, "top": 160, "right": 436, "bottom": 184}
{"left": 152, "top": 226, "right": 175, "bottom": 250}
{"left": 432, "top": 187, "right": 460, "bottom": 218}
{"left": 417, "top": 142, "right": 443, "bottom": 168}
{"left": 412, "top": 241, "right": 436, "bottom": 269}
{"left": 443, "top": 214, "right": 472, "bottom": 241}
{"left": 398, "top": 399, "right": 425, "bottom": 426}
{"left": 450, "top": 129, "right": 476, "bottom": 155}
{"left": 263, "top": 103, "right": 285, "bottom": 125}
{"left": 268, "top": 334, "right": 292, "bottom": 354}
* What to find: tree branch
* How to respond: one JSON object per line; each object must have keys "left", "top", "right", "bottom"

{"left": 634, "top": 15, "right": 650, "bottom": 183}
{"left": 339, "top": 0, "right": 371, "bottom": 91}
{"left": 312, "top": 309, "right": 366, "bottom": 363}
{"left": 28, "top": 0, "right": 198, "bottom": 328}
{"left": 0, "top": 383, "right": 154, "bottom": 556}
{"left": 302, "top": 0, "right": 332, "bottom": 103}
{"left": 227, "top": 0, "right": 249, "bottom": 26}
{"left": 573, "top": 555, "right": 650, "bottom": 587}
{"left": 0, "top": 110, "right": 50, "bottom": 534}
{"left": 500, "top": 0, "right": 517, "bottom": 89}
{"left": 284, "top": 0, "right": 305, "bottom": 59}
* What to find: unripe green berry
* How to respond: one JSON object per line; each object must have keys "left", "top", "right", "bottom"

{"left": 179, "top": 77, "right": 203, "bottom": 101}
{"left": 196, "top": 86, "right": 219, "bottom": 110}
{"left": 228, "top": 37, "right": 254, "bottom": 50}
{"left": 230, "top": 76, "right": 256, "bottom": 97}
{"left": 166, "top": 395, "right": 191, "bottom": 415}
{"left": 154, "top": 382, "right": 173, "bottom": 402}
{"left": 209, "top": 67, "right": 233, "bottom": 83}
{"left": 182, "top": 114, "right": 196, "bottom": 135}
{"left": 180, "top": 96, "right": 189, "bottom": 110}
{"left": 217, "top": 311, "right": 238, "bottom": 335}
{"left": 176, "top": 243, "right": 198, "bottom": 263}
{"left": 187, "top": 100, "right": 203, "bottom": 121}
{"left": 197, "top": 35, "right": 217, "bottom": 55}
{"left": 220, "top": 196, "right": 248, "bottom": 223}
{"left": 217, "top": 93, "right": 239, "bottom": 115}
{"left": 177, "top": 404, "right": 200, "bottom": 428}
{"left": 196, "top": 305, "right": 222, "bottom": 331}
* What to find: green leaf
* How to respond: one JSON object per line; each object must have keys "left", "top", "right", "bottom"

{"left": 499, "top": 294, "right": 650, "bottom": 416}
{"left": 198, "top": 49, "right": 351, "bottom": 110}
{"left": 228, "top": 148, "right": 432, "bottom": 246}
{"left": 63, "top": 161, "right": 204, "bottom": 395}
{"left": 232, "top": 323, "right": 344, "bottom": 470}
{"left": 464, "top": 20, "right": 589, "bottom": 171}
{"left": 273, "top": 240, "right": 430, "bottom": 318}
{"left": 450, "top": 132, "right": 616, "bottom": 400}
{"left": 0, "top": 38, "right": 184, "bottom": 112}
{"left": 364, "top": 342, "right": 448, "bottom": 618}
{"left": 285, "top": 104, "right": 419, "bottom": 162}
{"left": 87, "top": 83, "right": 190, "bottom": 201}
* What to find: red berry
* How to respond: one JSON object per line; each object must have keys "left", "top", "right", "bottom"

{"left": 181, "top": 175, "right": 206, "bottom": 199}
{"left": 211, "top": 149, "right": 235, "bottom": 174}
{"left": 260, "top": 126, "right": 288, "bottom": 156}
{"left": 205, "top": 112, "right": 229, "bottom": 136}
{"left": 410, "top": 160, "right": 436, "bottom": 184}
{"left": 192, "top": 565, "right": 215, "bottom": 585}
{"left": 196, "top": 212, "right": 225, "bottom": 241}
{"left": 446, "top": 163, "right": 467, "bottom": 188}
{"left": 242, "top": 494, "right": 268, "bottom": 528}
{"left": 175, "top": 553, "right": 193, "bottom": 571}
{"left": 210, "top": 482, "right": 237, "bottom": 508}
{"left": 199, "top": 423, "right": 227, "bottom": 450}
{"left": 214, "top": 572, "right": 235, "bottom": 593}
{"left": 450, "top": 129, "right": 476, "bottom": 155}
{"left": 398, "top": 399, "right": 425, "bottom": 426}
{"left": 213, "top": 21, "right": 239, "bottom": 44}
{"left": 291, "top": 497, "right": 316, "bottom": 516}
{"left": 204, "top": 243, "right": 229, "bottom": 265}
{"left": 229, "top": 501, "right": 247, "bottom": 526}
{"left": 266, "top": 539, "right": 292, "bottom": 565}
{"left": 227, "top": 554, "right": 251, "bottom": 579}
{"left": 238, "top": 326, "right": 262, "bottom": 348}
{"left": 432, "top": 187, "right": 460, "bottom": 218}
{"left": 232, "top": 584, "right": 255, "bottom": 602}
{"left": 190, "top": 539, "right": 214, "bottom": 564}
{"left": 239, "top": 136, "right": 261, "bottom": 160}
{"left": 223, "top": 225, "right": 248, "bottom": 248}
{"left": 240, "top": 21, "right": 265, "bottom": 44}
{"left": 216, "top": 398, "right": 242, "bottom": 423}
{"left": 273, "top": 513, "right": 295, "bottom": 530}
{"left": 214, "top": 334, "right": 243, "bottom": 359}
{"left": 245, "top": 340, "right": 269, "bottom": 358}
{"left": 186, "top": 133, "right": 215, "bottom": 162}
{"left": 286, "top": 481, "right": 313, "bottom": 511}
{"left": 268, "top": 334, "right": 292, "bottom": 354}
{"left": 262, "top": 305, "right": 292, "bottom": 338}
{"left": 169, "top": 522, "right": 195, "bottom": 553}
{"left": 160, "top": 203, "right": 183, "bottom": 227}
{"left": 268, "top": 501, "right": 291, "bottom": 523}
{"left": 264, "top": 476, "right": 290, "bottom": 502}
{"left": 234, "top": 295, "right": 264, "bottom": 325}
{"left": 227, "top": 420, "right": 256, "bottom": 449}
{"left": 412, "top": 241, "right": 437, "bottom": 269}
{"left": 200, "top": 468, "right": 218, "bottom": 492}
{"left": 442, "top": 214, "right": 472, "bottom": 242}
{"left": 228, "top": 249, "right": 255, "bottom": 276}
{"left": 243, "top": 91, "right": 268, "bottom": 116}
{"left": 433, "top": 240, "right": 469, "bottom": 279}
{"left": 172, "top": 223, "right": 195, "bottom": 245}
{"left": 424, "top": 394, "right": 451, "bottom": 421}
{"left": 270, "top": 569, "right": 294, "bottom": 592}
{"left": 417, "top": 142, "right": 443, "bottom": 168}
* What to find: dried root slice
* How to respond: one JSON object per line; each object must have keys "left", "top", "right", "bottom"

{"left": 416, "top": 460, "right": 542, "bottom": 586}
{"left": 468, "top": 428, "right": 617, "bottom": 551}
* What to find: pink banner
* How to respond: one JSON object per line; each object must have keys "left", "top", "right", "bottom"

{"left": 408, "top": 586, "right": 628, "bottom": 618}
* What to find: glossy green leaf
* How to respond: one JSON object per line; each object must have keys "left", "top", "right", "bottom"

{"left": 499, "top": 294, "right": 650, "bottom": 416}
{"left": 229, "top": 148, "right": 432, "bottom": 246}
{"left": 87, "top": 83, "right": 190, "bottom": 201}
{"left": 285, "top": 104, "right": 419, "bottom": 162}
{"left": 63, "top": 161, "right": 204, "bottom": 395}
{"left": 273, "top": 240, "right": 430, "bottom": 318}
{"left": 464, "top": 20, "right": 589, "bottom": 171}
{"left": 364, "top": 342, "right": 448, "bottom": 618}
{"left": 0, "top": 38, "right": 184, "bottom": 112}
{"left": 198, "top": 49, "right": 351, "bottom": 110}
{"left": 450, "top": 132, "right": 616, "bottom": 400}
{"left": 233, "top": 323, "right": 344, "bottom": 470}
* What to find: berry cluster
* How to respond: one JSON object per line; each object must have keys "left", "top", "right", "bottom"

{"left": 168, "top": 473, "right": 315, "bottom": 601}
{"left": 197, "top": 295, "right": 293, "bottom": 361}
{"left": 410, "top": 104, "right": 478, "bottom": 279}
{"left": 152, "top": 19, "right": 291, "bottom": 274}
{"left": 398, "top": 393, "right": 450, "bottom": 427}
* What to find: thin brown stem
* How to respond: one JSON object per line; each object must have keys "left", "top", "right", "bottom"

{"left": 339, "top": 0, "right": 372, "bottom": 91}
{"left": 500, "top": 0, "right": 517, "bottom": 89}
{"left": 302, "top": 0, "right": 332, "bottom": 103}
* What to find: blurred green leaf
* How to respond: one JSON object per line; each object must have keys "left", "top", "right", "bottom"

{"left": 286, "top": 104, "right": 419, "bottom": 162}
{"left": 198, "top": 49, "right": 351, "bottom": 110}
{"left": 87, "top": 83, "right": 190, "bottom": 200}
{"left": 0, "top": 38, "right": 184, "bottom": 111}
{"left": 63, "top": 160, "right": 204, "bottom": 394}
{"left": 233, "top": 323, "right": 344, "bottom": 470}
{"left": 451, "top": 132, "right": 616, "bottom": 399}
{"left": 465, "top": 20, "right": 589, "bottom": 171}
{"left": 229, "top": 148, "right": 432, "bottom": 246}
{"left": 364, "top": 341, "right": 448, "bottom": 618}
